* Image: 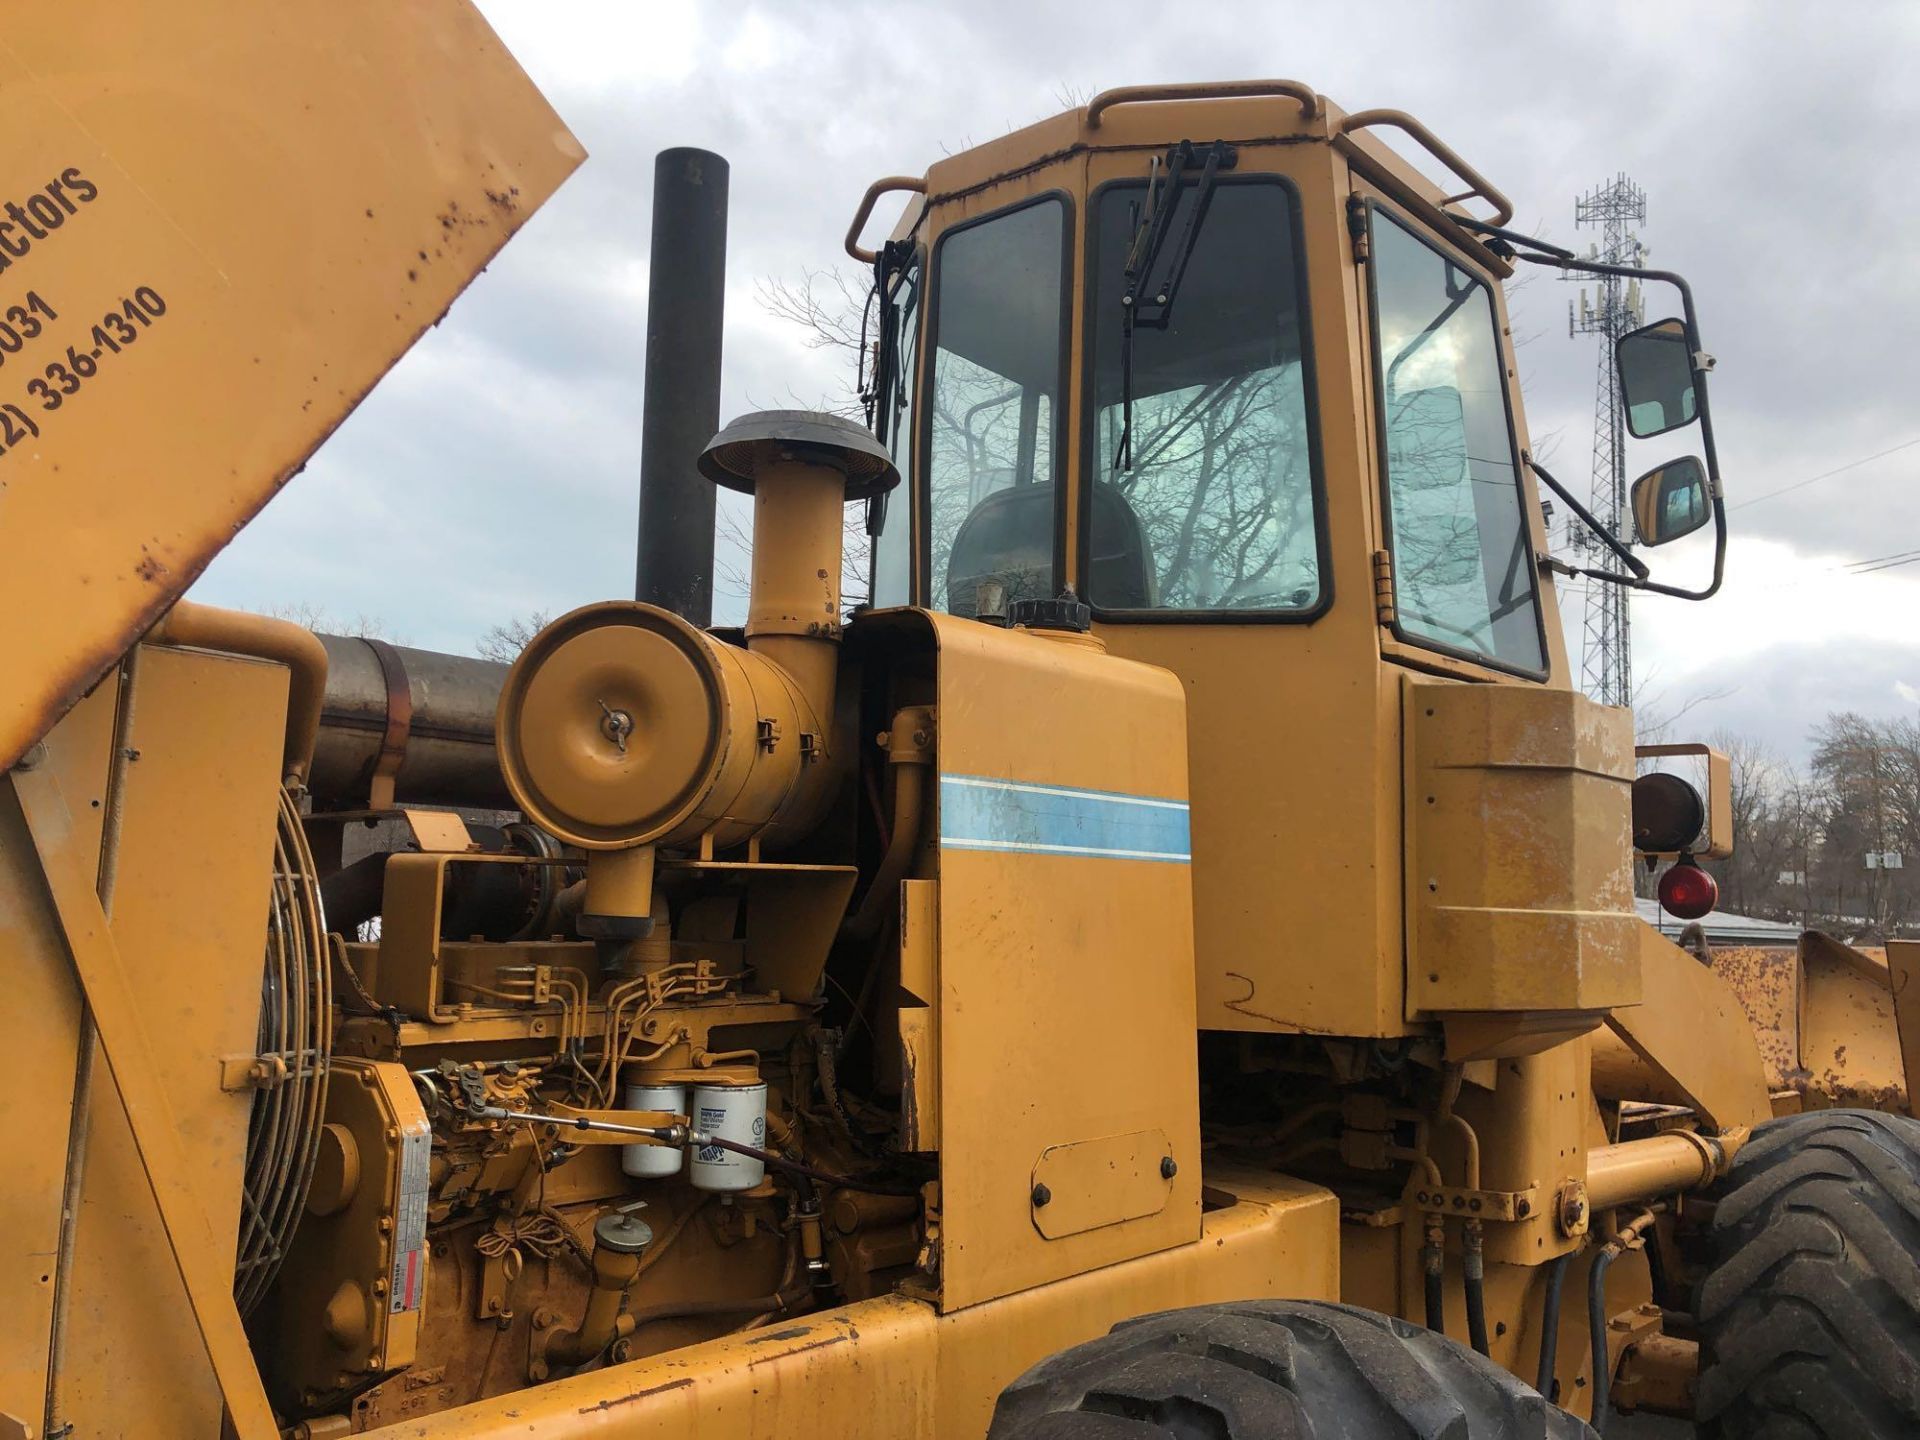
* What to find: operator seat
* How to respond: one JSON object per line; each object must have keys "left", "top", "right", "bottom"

{"left": 944, "top": 482, "right": 1154, "bottom": 616}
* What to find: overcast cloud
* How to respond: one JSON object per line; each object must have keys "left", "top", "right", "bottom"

{"left": 189, "top": 1, "right": 1920, "bottom": 762}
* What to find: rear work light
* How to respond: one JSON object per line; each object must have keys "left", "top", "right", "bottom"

{"left": 1657, "top": 858, "right": 1718, "bottom": 921}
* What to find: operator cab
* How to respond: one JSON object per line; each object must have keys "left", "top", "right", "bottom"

{"left": 867, "top": 126, "right": 1555, "bottom": 675}
{"left": 863, "top": 87, "right": 1719, "bottom": 674}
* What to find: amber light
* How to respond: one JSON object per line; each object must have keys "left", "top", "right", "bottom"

{"left": 1658, "top": 859, "right": 1718, "bottom": 921}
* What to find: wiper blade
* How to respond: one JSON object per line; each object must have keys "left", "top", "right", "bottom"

{"left": 1114, "top": 140, "right": 1235, "bottom": 474}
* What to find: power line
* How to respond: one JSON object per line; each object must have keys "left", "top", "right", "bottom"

{"left": 1847, "top": 550, "right": 1920, "bottom": 577}
{"left": 1729, "top": 436, "right": 1920, "bottom": 512}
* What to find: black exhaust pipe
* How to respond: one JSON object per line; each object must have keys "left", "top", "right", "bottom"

{"left": 635, "top": 147, "right": 729, "bottom": 625}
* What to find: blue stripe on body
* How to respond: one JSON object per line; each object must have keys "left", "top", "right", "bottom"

{"left": 937, "top": 773, "right": 1191, "bottom": 863}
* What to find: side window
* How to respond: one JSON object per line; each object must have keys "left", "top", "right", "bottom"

{"left": 924, "top": 197, "right": 1066, "bottom": 617}
{"left": 1369, "top": 209, "right": 1544, "bottom": 672}
{"left": 868, "top": 258, "right": 919, "bottom": 609}
{"left": 1087, "top": 180, "right": 1322, "bottom": 614}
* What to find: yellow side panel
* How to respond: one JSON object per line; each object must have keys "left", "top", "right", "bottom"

{"left": 0, "top": 1, "right": 583, "bottom": 772}
{"left": 925, "top": 616, "right": 1200, "bottom": 1312}
{"left": 0, "top": 802, "right": 82, "bottom": 1425}
{"left": 1405, "top": 679, "right": 1640, "bottom": 1016}
{"left": 374, "top": 1173, "right": 1339, "bottom": 1440}
{"left": 58, "top": 644, "right": 288, "bottom": 1437}
{"left": 0, "top": 684, "right": 109, "bottom": 1426}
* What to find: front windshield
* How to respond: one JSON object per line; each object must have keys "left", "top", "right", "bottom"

{"left": 1088, "top": 179, "right": 1321, "bottom": 614}
{"left": 1369, "top": 209, "right": 1544, "bottom": 672}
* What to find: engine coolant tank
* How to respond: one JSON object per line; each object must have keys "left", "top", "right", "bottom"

{"left": 621, "top": 1083, "right": 687, "bottom": 1178}
{"left": 689, "top": 1081, "right": 768, "bottom": 1192}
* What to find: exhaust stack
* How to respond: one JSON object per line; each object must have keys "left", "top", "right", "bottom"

{"left": 635, "top": 147, "right": 729, "bottom": 625}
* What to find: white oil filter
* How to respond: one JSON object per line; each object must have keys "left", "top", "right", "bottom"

{"left": 621, "top": 1082, "right": 687, "bottom": 1178}
{"left": 689, "top": 1081, "right": 768, "bottom": 1192}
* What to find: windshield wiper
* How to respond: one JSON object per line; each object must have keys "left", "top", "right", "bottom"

{"left": 1113, "top": 139, "right": 1235, "bottom": 474}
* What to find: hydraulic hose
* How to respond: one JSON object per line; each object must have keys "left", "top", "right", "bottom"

{"left": 1421, "top": 1216, "right": 1447, "bottom": 1334}
{"left": 1462, "top": 1220, "right": 1490, "bottom": 1356}
{"left": 1586, "top": 1208, "right": 1660, "bottom": 1434}
{"left": 1535, "top": 1250, "right": 1573, "bottom": 1399}
{"left": 1588, "top": 1243, "right": 1620, "bottom": 1434}
{"left": 1643, "top": 1223, "right": 1675, "bottom": 1309}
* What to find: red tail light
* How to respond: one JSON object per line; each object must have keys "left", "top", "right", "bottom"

{"left": 1658, "top": 860, "right": 1718, "bottom": 921}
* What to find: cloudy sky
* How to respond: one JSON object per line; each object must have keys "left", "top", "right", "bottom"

{"left": 190, "top": 1, "right": 1920, "bottom": 764}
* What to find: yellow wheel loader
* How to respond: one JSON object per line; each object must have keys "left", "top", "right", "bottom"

{"left": 6, "top": 6, "right": 1920, "bottom": 1439}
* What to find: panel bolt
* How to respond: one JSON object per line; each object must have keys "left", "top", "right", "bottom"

{"left": 1160, "top": 1156, "right": 1178, "bottom": 1180}
{"left": 1030, "top": 1183, "right": 1052, "bottom": 1208}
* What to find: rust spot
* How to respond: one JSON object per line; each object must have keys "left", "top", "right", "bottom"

{"left": 576, "top": 1376, "right": 696, "bottom": 1413}
{"left": 406, "top": 270, "right": 418, "bottom": 282}
{"left": 746, "top": 1331, "right": 851, "bottom": 1367}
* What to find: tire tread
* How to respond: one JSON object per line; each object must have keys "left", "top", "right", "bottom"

{"left": 1697, "top": 1108, "right": 1920, "bottom": 1437}
{"left": 990, "top": 1299, "right": 1593, "bottom": 1439}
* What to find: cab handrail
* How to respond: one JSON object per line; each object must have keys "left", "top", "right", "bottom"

{"left": 1086, "top": 79, "right": 1321, "bottom": 129}
{"left": 1336, "top": 108, "right": 1515, "bottom": 227}
{"left": 845, "top": 175, "right": 927, "bottom": 264}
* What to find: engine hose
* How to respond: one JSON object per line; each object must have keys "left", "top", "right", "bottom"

{"left": 1463, "top": 1222, "right": 1490, "bottom": 1356}
{"left": 619, "top": 1286, "right": 808, "bottom": 1344}
{"left": 477, "top": 1106, "right": 927, "bottom": 1197}
{"left": 1535, "top": 1250, "right": 1573, "bottom": 1399}
{"left": 698, "top": 1134, "right": 923, "bottom": 1198}
{"left": 1588, "top": 1244, "right": 1621, "bottom": 1434}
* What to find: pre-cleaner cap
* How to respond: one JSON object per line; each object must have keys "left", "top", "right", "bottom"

{"left": 698, "top": 409, "right": 898, "bottom": 500}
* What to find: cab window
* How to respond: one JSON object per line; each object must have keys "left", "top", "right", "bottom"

{"left": 1087, "top": 178, "right": 1322, "bottom": 614}
{"left": 868, "top": 256, "right": 919, "bottom": 609}
{"left": 1369, "top": 209, "right": 1544, "bottom": 672}
{"left": 923, "top": 196, "right": 1067, "bottom": 617}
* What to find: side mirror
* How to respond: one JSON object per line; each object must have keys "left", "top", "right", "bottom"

{"left": 1630, "top": 456, "right": 1710, "bottom": 546}
{"left": 1615, "top": 317, "right": 1697, "bottom": 439}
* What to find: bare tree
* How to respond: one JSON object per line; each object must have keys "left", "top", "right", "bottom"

{"left": 264, "top": 601, "right": 403, "bottom": 643}
{"left": 476, "top": 612, "right": 553, "bottom": 664}
{"left": 755, "top": 266, "right": 886, "bottom": 608}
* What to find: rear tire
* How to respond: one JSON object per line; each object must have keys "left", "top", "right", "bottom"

{"left": 1696, "top": 1108, "right": 1920, "bottom": 1437}
{"left": 987, "top": 1298, "right": 1594, "bottom": 1438}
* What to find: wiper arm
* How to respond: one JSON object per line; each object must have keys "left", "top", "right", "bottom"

{"left": 1527, "top": 453, "right": 1649, "bottom": 580}
{"left": 1130, "top": 140, "right": 1232, "bottom": 330}
{"left": 1113, "top": 140, "right": 1235, "bottom": 474}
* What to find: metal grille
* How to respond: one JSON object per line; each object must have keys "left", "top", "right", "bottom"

{"left": 232, "top": 787, "right": 333, "bottom": 1316}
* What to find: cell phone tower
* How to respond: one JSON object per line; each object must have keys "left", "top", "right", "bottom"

{"left": 1566, "top": 173, "right": 1647, "bottom": 707}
